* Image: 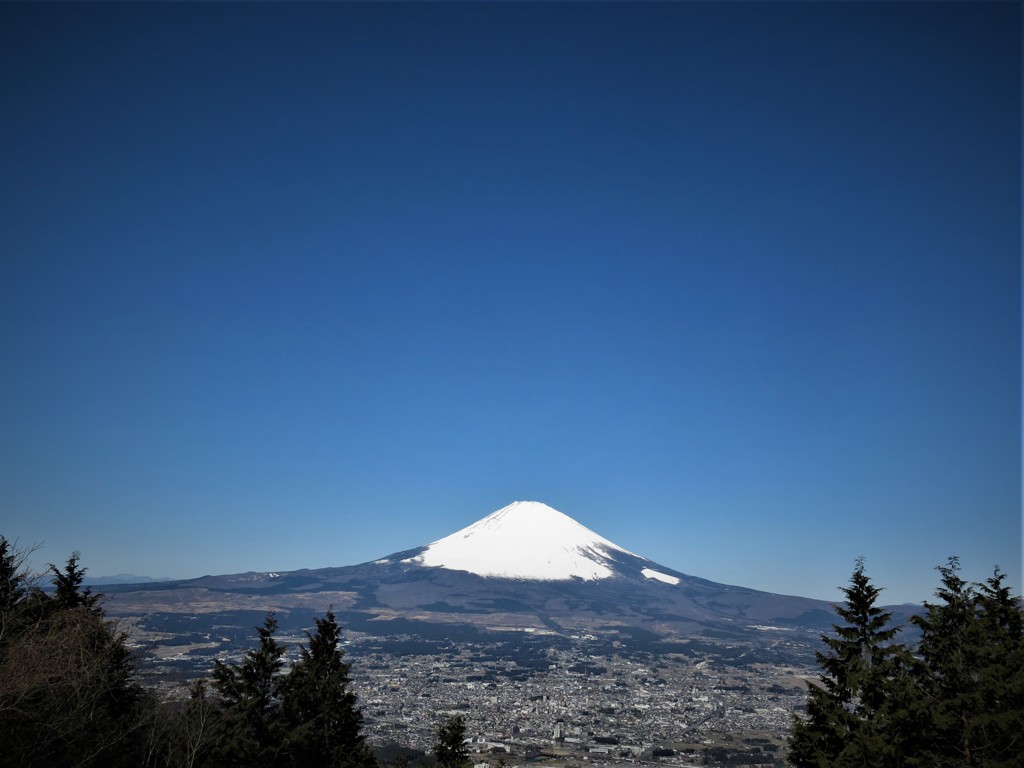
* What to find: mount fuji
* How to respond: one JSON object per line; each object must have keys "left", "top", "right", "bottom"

{"left": 385, "top": 500, "right": 680, "bottom": 584}
{"left": 106, "top": 500, "right": 861, "bottom": 662}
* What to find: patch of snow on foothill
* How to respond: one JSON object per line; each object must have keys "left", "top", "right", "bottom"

{"left": 641, "top": 567, "right": 680, "bottom": 586}
{"left": 405, "top": 501, "right": 636, "bottom": 581}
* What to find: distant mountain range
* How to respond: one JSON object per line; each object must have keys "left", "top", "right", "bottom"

{"left": 105, "top": 500, "right": 919, "bottom": 664}
{"left": 84, "top": 574, "right": 172, "bottom": 586}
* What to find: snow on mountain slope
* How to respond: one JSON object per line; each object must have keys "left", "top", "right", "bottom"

{"left": 641, "top": 567, "right": 680, "bottom": 585}
{"left": 402, "top": 501, "right": 640, "bottom": 581}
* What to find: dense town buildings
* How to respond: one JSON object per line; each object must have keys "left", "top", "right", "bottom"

{"left": 139, "top": 628, "right": 810, "bottom": 767}
{"left": 353, "top": 637, "right": 801, "bottom": 766}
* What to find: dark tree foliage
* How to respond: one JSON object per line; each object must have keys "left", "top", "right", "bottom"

{"left": 180, "top": 679, "right": 221, "bottom": 768}
{"left": 278, "top": 610, "right": 376, "bottom": 768}
{"left": 0, "top": 536, "right": 149, "bottom": 768}
{"left": 787, "top": 559, "right": 907, "bottom": 768}
{"left": 201, "top": 610, "right": 376, "bottom": 768}
{"left": 0, "top": 537, "right": 28, "bottom": 621}
{"left": 911, "top": 559, "right": 1024, "bottom": 768}
{"left": 972, "top": 568, "right": 1024, "bottom": 767}
{"left": 143, "top": 679, "right": 221, "bottom": 768}
{"left": 50, "top": 551, "right": 100, "bottom": 611}
{"left": 789, "top": 558, "right": 1024, "bottom": 768}
{"left": 433, "top": 714, "right": 469, "bottom": 768}
{"left": 210, "top": 614, "right": 287, "bottom": 768}
{"left": 1, "top": 539, "right": 379, "bottom": 768}
{"left": 0, "top": 537, "right": 33, "bottom": 654}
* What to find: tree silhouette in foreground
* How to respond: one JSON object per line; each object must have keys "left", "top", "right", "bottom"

{"left": 206, "top": 610, "right": 375, "bottom": 768}
{"left": 787, "top": 559, "right": 907, "bottom": 767}
{"left": 789, "top": 558, "right": 1023, "bottom": 768}
{"left": 433, "top": 715, "right": 469, "bottom": 768}
{"left": 278, "top": 610, "right": 376, "bottom": 768}
{"left": 210, "top": 614, "right": 287, "bottom": 767}
{"left": 0, "top": 537, "right": 148, "bottom": 768}
{"left": 0, "top": 537, "right": 379, "bottom": 768}
{"left": 910, "top": 560, "right": 1024, "bottom": 768}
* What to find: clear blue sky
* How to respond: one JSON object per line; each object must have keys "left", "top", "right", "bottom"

{"left": 1, "top": 2, "right": 1019, "bottom": 605}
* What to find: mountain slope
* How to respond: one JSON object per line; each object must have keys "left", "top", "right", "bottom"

{"left": 386, "top": 500, "right": 661, "bottom": 582}
{"left": 105, "top": 501, "right": 866, "bottom": 662}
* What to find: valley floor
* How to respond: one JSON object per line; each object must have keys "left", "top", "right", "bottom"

{"left": 138, "top": 629, "right": 809, "bottom": 767}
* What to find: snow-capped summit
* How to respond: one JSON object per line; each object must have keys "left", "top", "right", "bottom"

{"left": 403, "top": 501, "right": 638, "bottom": 581}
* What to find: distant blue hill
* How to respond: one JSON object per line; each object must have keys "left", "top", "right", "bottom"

{"left": 83, "top": 574, "right": 172, "bottom": 586}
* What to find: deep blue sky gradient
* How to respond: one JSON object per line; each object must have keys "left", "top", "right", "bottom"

{"left": 1, "top": 2, "right": 1019, "bottom": 604}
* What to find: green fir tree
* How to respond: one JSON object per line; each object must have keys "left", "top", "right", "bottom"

{"left": 279, "top": 610, "right": 376, "bottom": 768}
{"left": 433, "top": 715, "right": 469, "bottom": 768}
{"left": 912, "top": 559, "right": 1024, "bottom": 767}
{"left": 211, "top": 613, "right": 287, "bottom": 768}
{"left": 788, "top": 559, "right": 907, "bottom": 768}
{"left": 972, "top": 568, "right": 1024, "bottom": 766}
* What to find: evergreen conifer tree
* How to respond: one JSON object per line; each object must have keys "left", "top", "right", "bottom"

{"left": 50, "top": 551, "right": 100, "bottom": 611}
{"left": 0, "top": 537, "right": 28, "bottom": 620}
{"left": 0, "top": 537, "right": 31, "bottom": 649}
{"left": 911, "top": 557, "right": 983, "bottom": 767}
{"left": 433, "top": 715, "right": 469, "bottom": 768}
{"left": 279, "top": 610, "right": 375, "bottom": 768}
{"left": 973, "top": 568, "right": 1024, "bottom": 767}
{"left": 211, "top": 613, "right": 286, "bottom": 768}
{"left": 912, "top": 560, "right": 1024, "bottom": 767}
{"left": 787, "top": 559, "right": 907, "bottom": 767}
